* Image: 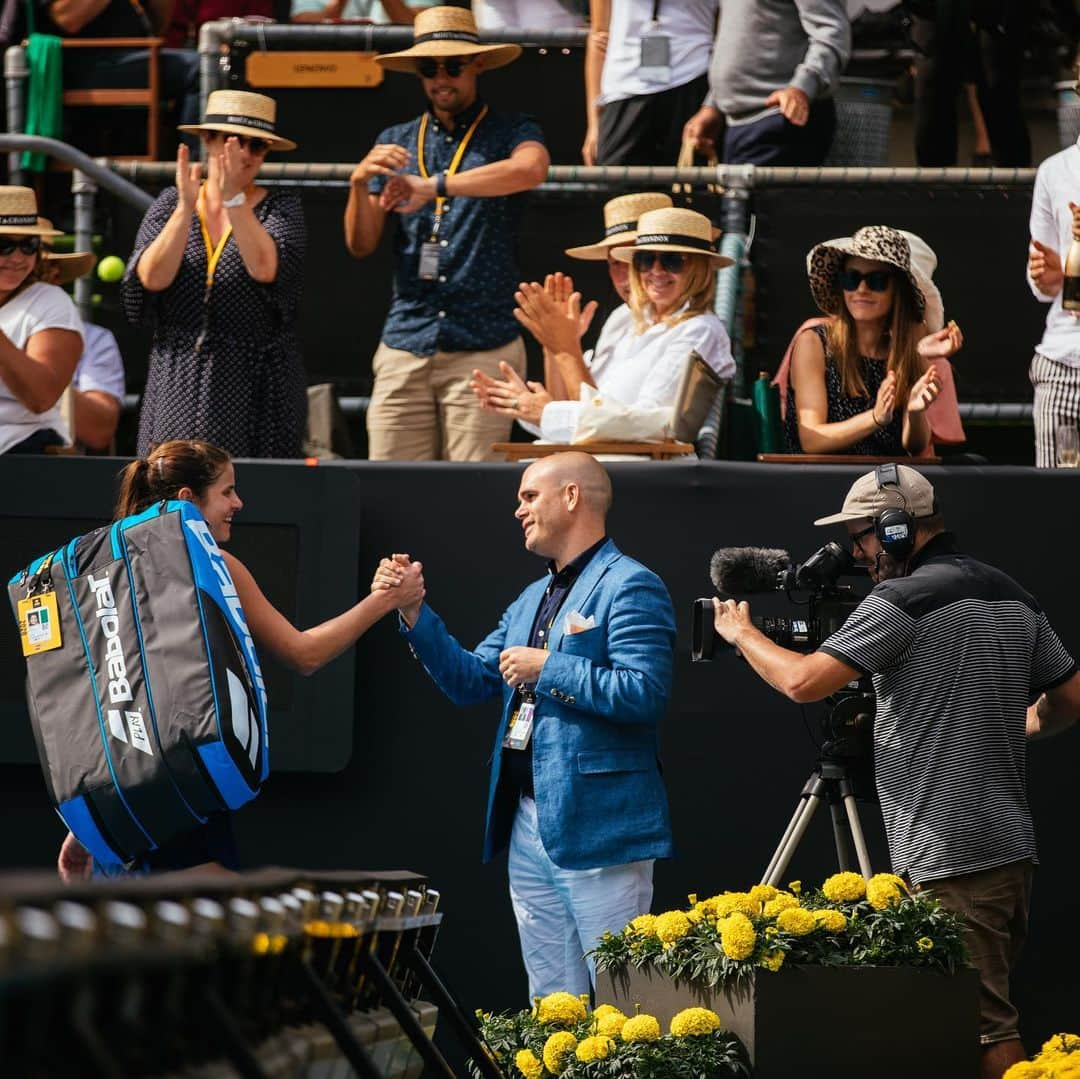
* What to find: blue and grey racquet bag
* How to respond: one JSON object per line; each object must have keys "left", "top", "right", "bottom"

{"left": 8, "top": 500, "right": 269, "bottom": 869}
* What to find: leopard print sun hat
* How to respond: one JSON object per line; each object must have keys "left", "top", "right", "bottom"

{"left": 806, "top": 225, "right": 934, "bottom": 324}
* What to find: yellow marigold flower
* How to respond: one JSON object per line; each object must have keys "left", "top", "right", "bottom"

{"left": 866, "top": 876, "right": 904, "bottom": 910}
{"left": 1001, "top": 1063, "right": 1050, "bottom": 1079}
{"left": 748, "top": 883, "right": 779, "bottom": 904}
{"left": 687, "top": 893, "right": 698, "bottom": 906}
{"left": 536, "top": 992, "right": 587, "bottom": 1026}
{"left": 1054, "top": 1061, "right": 1080, "bottom": 1079}
{"left": 655, "top": 910, "right": 692, "bottom": 944}
{"left": 776, "top": 906, "right": 817, "bottom": 937}
{"left": 916, "top": 937, "right": 934, "bottom": 951}
{"left": 763, "top": 893, "right": 800, "bottom": 918}
{"left": 592, "top": 1004, "right": 623, "bottom": 1021}
{"left": 596, "top": 1012, "right": 627, "bottom": 1038}
{"left": 720, "top": 911, "right": 757, "bottom": 959}
{"left": 686, "top": 906, "right": 705, "bottom": 924}
{"left": 670, "top": 1007, "right": 723, "bottom": 1038}
{"left": 761, "top": 949, "right": 785, "bottom": 972}
{"left": 822, "top": 872, "right": 867, "bottom": 903}
{"left": 712, "top": 891, "right": 762, "bottom": 918}
{"left": 542, "top": 1031, "right": 578, "bottom": 1074}
{"left": 788, "top": 881, "right": 802, "bottom": 895}
{"left": 575, "top": 1035, "right": 614, "bottom": 1063}
{"left": 621, "top": 1014, "right": 662, "bottom": 1043}
{"left": 514, "top": 1049, "right": 544, "bottom": 1079}
{"left": 764, "top": 925, "right": 778, "bottom": 938}
{"left": 1041, "top": 1033, "right": 1080, "bottom": 1055}
{"left": 812, "top": 908, "right": 848, "bottom": 933}
{"left": 625, "top": 913, "right": 658, "bottom": 937}
{"left": 869, "top": 872, "right": 908, "bottom": 892}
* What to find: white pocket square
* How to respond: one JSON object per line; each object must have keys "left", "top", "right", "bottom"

{"left": 564, "top": 611, "right": 596, "bottom": 635}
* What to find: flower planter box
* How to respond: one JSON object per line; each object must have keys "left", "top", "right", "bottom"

{"left": 603, "top": 964, "right": 980, "bottom": 1079}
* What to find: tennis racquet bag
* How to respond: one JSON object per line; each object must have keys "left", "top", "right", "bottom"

{"left": 8, "top": 500, "right": 269, "bottom": 869}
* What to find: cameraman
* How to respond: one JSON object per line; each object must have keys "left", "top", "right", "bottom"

{"left": 712, "top": 464, "right": 1080, "bottom": 1079}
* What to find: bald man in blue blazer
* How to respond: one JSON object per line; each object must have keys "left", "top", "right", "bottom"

{"left": 378, "top": 452, "right": 676, "bottom": 998}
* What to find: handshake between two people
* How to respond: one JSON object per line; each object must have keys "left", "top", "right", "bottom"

{"left": 370, "top": 553, "right": 549, "bottom": 688}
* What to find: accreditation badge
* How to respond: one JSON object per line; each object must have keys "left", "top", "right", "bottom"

{"left": 639, "top": 32, "right": 672, "bottom": 83}
{"left": 418, "top": 241, "right": 441, "bottom": 281}
{"left": 18, "top": 591, "right": 62, "bottom": 656}
{"left": 502, "top": 699, "right": 535, "bottom": 751}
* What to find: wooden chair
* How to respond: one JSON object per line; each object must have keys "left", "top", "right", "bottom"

{"left": 60, "top": 37, "right": 163, "bottom": 161}
{"left": 492, "top": 441, "right": 695, "bottom": 462}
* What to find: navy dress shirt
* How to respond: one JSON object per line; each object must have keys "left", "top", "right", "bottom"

{"left": 502, "top": 536, "right": 608, "bottom": 799}
{"left": 369, "top": 98, "right": 545, "bottom": 356}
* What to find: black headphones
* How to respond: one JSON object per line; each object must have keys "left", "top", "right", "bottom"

{"left": 873, "top": 463, "right": 916, "bottom": 560}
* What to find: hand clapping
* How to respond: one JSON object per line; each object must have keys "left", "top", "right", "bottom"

{"left": 469, "top": 361, "right": 552, "bottom": 424}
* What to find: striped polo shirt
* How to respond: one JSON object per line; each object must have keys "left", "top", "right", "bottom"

{"left": 820, "top": 532, "right": 1076, "bottom": 886}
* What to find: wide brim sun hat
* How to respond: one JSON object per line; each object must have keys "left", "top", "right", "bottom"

{"left": 0, "top": 188, "right": 62, "bottom": 237}
{"left": 376, "top": 5, "right": 522, "bottom": 74}
{"left": 565, "top": 193, "right": 675, "bottom": 261}
{"left": 610, "top": 206, "right": 734, "bottom": 268}
{"left": 806, "top": 224, "right": 932, "bottom": 323}
{"left": 38, "top": 219, "right": 95, "bottom": 284}
{"left": 178, "top": 89, "right": 297, "bottom": 151}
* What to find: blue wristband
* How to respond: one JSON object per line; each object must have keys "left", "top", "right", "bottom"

{"left": 435, "top": 171, "right": 448, "bottom": 198}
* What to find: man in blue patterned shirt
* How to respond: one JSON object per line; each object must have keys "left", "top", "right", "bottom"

{"left": 345, "top": 6, "right": 549, "bottom": 461}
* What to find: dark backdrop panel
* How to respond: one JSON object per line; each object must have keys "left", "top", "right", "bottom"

{"left": 748, "top": 183, "right": 1045, "bottom": 403}
{"left": 0, "top": 459, "right": 1077, "bottom": 1059}
{"left": 233, "top": 43, "right": 587, "bottom": 167}
{"left": 0, "top": 457, "right": 358, "bottom": 772}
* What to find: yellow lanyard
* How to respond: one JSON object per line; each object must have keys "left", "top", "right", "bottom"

{"left": 196, "top": 185, "right": 234, "bottom": 291}
{"left": 417, "top": 104, "right": 488, "bottom": 227}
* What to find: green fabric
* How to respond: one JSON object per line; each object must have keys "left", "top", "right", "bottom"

{"left": 752, "top": 373, "right": 784, "bottom": 454}
{"left": 21, "top": 33, "right": 63, "bottom": 173}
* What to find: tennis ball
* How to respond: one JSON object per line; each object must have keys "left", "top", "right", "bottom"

{"left": 97, "top": 255, "right": 125, "bottom": 283}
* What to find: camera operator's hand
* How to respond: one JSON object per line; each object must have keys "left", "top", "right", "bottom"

{"left": 712, "top": 596, "right": 754, "bottom": 647}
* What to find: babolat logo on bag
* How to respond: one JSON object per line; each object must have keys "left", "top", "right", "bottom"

{"left": 8, "top": 500, "right": 270, "bottom": 870}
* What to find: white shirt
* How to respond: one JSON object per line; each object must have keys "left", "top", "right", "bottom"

{"left": 599, "top": 0, "right": 719, "bottom": 105}
{"left": 0, "top": 282, "right": 83, "bottom": 455}
{"left": 472, "top": 0, "right": 584, "bottom": 30}
{"left": 540, "top": 305, "right": 733, "bottom": 443}
{"left": 1028, "top": 140, "right": 1080, "bottom": 367}
{"left": 73, "top": 323, "right": 125, "bottom": 401}
{"left": 289, "top": 0, "right": 438, "bottom": 20}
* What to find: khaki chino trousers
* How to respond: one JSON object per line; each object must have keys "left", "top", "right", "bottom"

{"left": 367, "top": 338, "right": 526, "bottom": 461}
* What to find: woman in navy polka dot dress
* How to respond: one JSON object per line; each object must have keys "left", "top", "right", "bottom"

{"left": 122, "top": 90, "right": 307, "bottom": 458}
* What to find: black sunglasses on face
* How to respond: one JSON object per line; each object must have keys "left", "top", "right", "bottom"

{"left": 418, "top": 57, "right": 470, "bottom": 78}
{"left": 838, "top": 268, "right": 892, "bottom": 292}
{"left": 211, "top": 133, "right": 270, "bottom": 155}
{"left": 633, "top": 250, "right": 688, "bottom": 274}
{"left": 0, "top": 236, "right": 41, "bottom": 257}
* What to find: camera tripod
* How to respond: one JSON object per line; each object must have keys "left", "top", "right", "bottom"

{"left": 761, "top": 756, "right": 874, "bottom": 887}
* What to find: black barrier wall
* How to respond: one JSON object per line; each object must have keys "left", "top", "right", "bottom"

{"left": 1, "top": 458, "right": 1077, "bottom": 1061}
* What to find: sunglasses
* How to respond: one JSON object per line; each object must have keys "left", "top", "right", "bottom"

{"left": 210, "top": 133, "right": 270, "bottom": 155}
{"left": 418, "top": 57, "right": 471, "bottom": 79}
{"left": 632, "top": 250, "right": 688, "bottom": 274}
{"left": 837, "top": 268, "right": 893, "bottom": 292}
{"left": 0, "top": 236, "right": 41, "bottom": 257}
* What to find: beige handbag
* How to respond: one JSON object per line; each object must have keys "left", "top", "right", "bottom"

{"left": 673, "top": 139, "right": 721, "bottom": 201}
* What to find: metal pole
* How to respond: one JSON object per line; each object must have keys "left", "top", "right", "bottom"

{"left": 71, "top": 170, "right": 98, "bottom": 322}
{"left": 4, "top": 45, "right": 28, "bottom": 185}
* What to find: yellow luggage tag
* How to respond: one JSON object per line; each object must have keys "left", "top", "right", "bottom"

{"left": 18, "top": 553, "right": 63, "bottom": 657}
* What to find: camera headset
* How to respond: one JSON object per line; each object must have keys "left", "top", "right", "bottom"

{"left": 873, "top": 463, "right": 916, "bottom": 560}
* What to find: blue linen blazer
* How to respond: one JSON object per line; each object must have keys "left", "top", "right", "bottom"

{"left": 403, "top": 539, "right": 676, "bottom": 870}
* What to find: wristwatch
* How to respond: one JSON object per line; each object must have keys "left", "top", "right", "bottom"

{"left": 435, "top": 171, "right": 448, "bottom": 199}
{"left": 222, "top": 191, "right": 246, "bottom": 209}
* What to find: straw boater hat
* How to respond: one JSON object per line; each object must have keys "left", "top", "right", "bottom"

{"left": 38, "top": 219, "right": 96, "bottom": 285}
{"left": 376, "top": 6, "right": 522, "bottom": 74}
{"left": 611, "top": 207, "right": 734, "bottom": 268}
{"left": 178, "top": 90, "right": 296, "bottom": 152}
{"left": 565, "top": 193, "right": 674, "bottom": 261}
{"left": 806, "top": 225, "right": 937, "bottom": 325}
{"left": 0, "top": 188, "right": 62, "bottom": 237}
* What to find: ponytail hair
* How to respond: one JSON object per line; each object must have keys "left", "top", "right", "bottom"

{"left": 114, "top": 440, "right": 232, "bottom": 521}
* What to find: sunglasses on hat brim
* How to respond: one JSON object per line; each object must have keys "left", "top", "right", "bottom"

{"left": 632, "top": 250, "right": 688, "bottom": 274}
{"left": 0, "top": 236, "right": 41, "bottom": 257}
{"left": 837, "top": 268, "right": 893, "bottom": 292}
{"left": 417, "top": 56, "right": 474, "bottom": 79}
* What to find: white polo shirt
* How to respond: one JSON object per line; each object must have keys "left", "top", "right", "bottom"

{"left": 599, "top": 0, "right": 719, "bottom": 105}
{"left": 0, "top": 282, "right": 83, "bottom": 455}
{"left": 1028, "top": 139, "right": 1080, "bottom": 368}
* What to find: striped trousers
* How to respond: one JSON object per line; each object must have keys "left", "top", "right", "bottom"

{"left": 1030, "top": 351, "right": 1080, "bottom": 468}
